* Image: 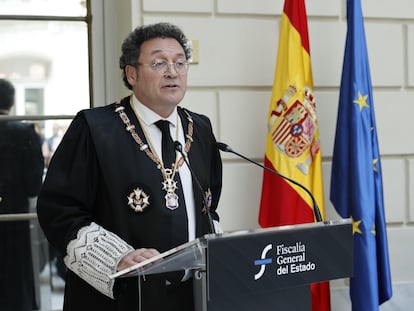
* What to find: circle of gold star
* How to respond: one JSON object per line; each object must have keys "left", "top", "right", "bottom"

{"left": 354, "top": 91, "right": 369, "bottom": 111}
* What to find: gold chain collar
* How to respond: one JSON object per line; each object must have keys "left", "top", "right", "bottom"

{"left": 114, "top": 98, "right": 194, "bottom": 172}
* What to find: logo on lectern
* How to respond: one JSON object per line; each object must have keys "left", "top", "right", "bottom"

{"left": 254, "top": 244, "right": 273, "bottom": 280}
{"left": 254, "top": 241, "right": 316, "bottom": 281}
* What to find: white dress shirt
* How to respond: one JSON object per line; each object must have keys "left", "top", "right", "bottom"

{"left": 131, "top": 95, "right": 196, "bottom": 242}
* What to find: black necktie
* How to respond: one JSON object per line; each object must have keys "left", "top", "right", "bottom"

{"left": 155, "top": 120, "right": 176, "bottom": 169}
{"left": 154, "top": 120, "right": 188, "bottom": 284}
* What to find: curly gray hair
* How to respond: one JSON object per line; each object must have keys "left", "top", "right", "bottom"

{"left": 119, "top": 22, "right": 192, "bottom": 90}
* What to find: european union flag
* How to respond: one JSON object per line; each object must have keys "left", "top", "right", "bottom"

{"left": 330, "top": 0, "right": 392, "bottom": 310}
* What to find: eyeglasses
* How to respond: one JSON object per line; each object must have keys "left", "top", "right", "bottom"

{"left": 138, "top": 60, "right": 189, "bottom": 74}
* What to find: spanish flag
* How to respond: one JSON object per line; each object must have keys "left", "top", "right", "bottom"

{"left": 258, "top": 0, "right": 330, "bottom": 310}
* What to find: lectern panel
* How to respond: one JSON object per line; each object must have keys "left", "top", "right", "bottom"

{"left": 206, "top": 221, "right": 352, "bottom": 309}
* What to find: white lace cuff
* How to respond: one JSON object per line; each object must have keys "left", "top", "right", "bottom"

{"left": 64, "top": 222, "right": 134, "bottom": 299}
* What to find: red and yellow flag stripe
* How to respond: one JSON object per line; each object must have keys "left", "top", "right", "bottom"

{"left": 259, "top": 1, "right": 330, "bottom": 310}
{"left": 260, "top": 0, "right": 325, "bottom": 227}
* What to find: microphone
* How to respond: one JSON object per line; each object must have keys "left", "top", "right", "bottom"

{"left": 174, "top": 141, "right": 216, "bottom": 234}
{"left": 216, "top": 142, "right": 323, "bottom": 223}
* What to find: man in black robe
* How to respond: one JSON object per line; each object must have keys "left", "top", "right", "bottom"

{"left": 0, "top": 78, "right": 44, "bottom": 311}
{"left": 37, "top": 22, "right": 222, "bottom": 311}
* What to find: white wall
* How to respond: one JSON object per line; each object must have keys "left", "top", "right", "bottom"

{"left": 102, "top": 0, "right": 414, "bottom": 308}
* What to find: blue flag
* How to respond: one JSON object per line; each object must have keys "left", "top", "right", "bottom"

{"left": 330, "top": 0, "right": 392, "bottom": 310}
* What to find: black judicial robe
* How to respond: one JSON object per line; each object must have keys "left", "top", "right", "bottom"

{"left": 37, "top": 96, "right": 222, "bottom": 311}
{"left": 0, "top": 120, "right": 44, "bottom": 311}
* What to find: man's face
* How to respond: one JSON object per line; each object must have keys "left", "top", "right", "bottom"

{"left": 126, "top": 37, "right": 188, "bottom": 117}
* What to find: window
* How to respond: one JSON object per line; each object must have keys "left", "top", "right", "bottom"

{"left": 0, "top": 0, "right": 91, "bottom": 136}
{"left": 0, "top": 1, "right": 96, "bottom": 309}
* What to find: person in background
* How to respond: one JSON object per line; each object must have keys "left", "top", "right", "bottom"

{"left": 37, "top": 22, "right": 222, "bottom": 311}
{"left": 42, "top": 122, "right": 63, "bottom": 168}
{"left": 0, "top": 78, "right": 44, "bottom": 311}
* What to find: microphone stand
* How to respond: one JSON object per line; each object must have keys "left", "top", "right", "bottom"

{"left": 216, "top": 142, "right": 323, "bottom": 223}
{"left": 174, "top": 141, "right": 216, "bottom": 234}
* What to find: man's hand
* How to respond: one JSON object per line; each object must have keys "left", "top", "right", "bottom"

{"left": 117, "top": 248, "right": 160, "bottom": 271}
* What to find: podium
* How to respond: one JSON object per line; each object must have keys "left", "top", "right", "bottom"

{"left": 110, "top": 219, "right": 353, "bottom": 310}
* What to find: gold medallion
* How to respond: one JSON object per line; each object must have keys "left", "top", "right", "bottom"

{"left": 127, "top": 187, "right": 150, "bottom": 212}
{"left": 202, "top": 188, "right": 212, "bottom": 214}
{"left": 162, "top": 169, "right": 179, "bottom": 210}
